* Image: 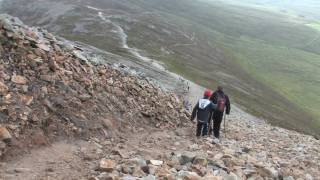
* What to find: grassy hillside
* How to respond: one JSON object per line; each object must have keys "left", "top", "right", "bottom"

{"left": 127, "top": 0, "right": 320, "bottom": 133}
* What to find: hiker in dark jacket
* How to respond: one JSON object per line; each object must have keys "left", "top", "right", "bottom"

{"left": 209, "top": 86, "right": 231, "bottom": 140}
{"left": 191, "top": 90, "right": 217, "bottom": 137}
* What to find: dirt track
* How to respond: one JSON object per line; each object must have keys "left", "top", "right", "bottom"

{"left": 2, "top": 80, "right": 319, "bottom": 179}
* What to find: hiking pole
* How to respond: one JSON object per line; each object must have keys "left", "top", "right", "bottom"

{"left": 224, "top": 112, "right": 227, "bottom": 139}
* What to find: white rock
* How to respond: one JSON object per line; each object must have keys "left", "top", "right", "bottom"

{"left": 149, "top": 160, "right": 163, "bottom": 166}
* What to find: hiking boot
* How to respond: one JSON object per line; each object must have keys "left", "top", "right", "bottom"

{"left": 211, "top": 138, "right": 220, "bottom": 144}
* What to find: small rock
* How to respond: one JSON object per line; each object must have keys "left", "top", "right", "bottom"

{"left": 241, "top": 147, "right": 251, "bottom": 153}
{"left": 148, "top": 165, "right": 158, "bottom": 175}
{"left": 283, "top": 176, "right": 295, "bottom": 180}
{"left": 179, "top": 152, "right": 196, "bottom": 165}
{"left": 22, "top": 85, "right": 29, "bottom": 93}
{"left": 189, "top": 144, "right": 199, "bottom": 150}
{"left": 0, "top": 81, "right": 9, "bottom": 95}
{"left": 132, "top": 166, "right": 145, "bottom": 177}
{"left": 73, "top": 50, "right": 87, "bottom": 62}
{"left": 193, "top": 156, "right": 208, "bottom": 167}
{"left": 305, "top": 174, "right": 314, "bottom": 180}
{"left": 175, "top": 170, "right": 201, "bottom": 180}
{"left": 0, "top": 126, "right": 12, "bottom": 142}
{"left": 155, "top": 167, "right": 170, "bottom": 177}
{"left": 223, "top": 172, "right": 239, "bottom": 180}
{"left": 0, "top": 141, "right": 6, "bottom": 155}
{"left": 141, "top": 175, "right": 156, "bottom": 180}
{"left": 12, "top": 168, "right": 32, "bottom": 173}
{"left": 11, "top": 75, "right": 27, "bottom": 84}
{"left": 19, "top": 95, "right": 33, "bottom": 105}
{"left": 257, "top": 166, "right": 278, "bottom": 178}
{"left": 2, "top": 19, "right": 14, "bottom": 32}
{"left": 37, "top": 43, "right": 51, "bottom": 52}
{"left": 148, "top": 160, "right": 163, "bottom": 166}
{"left": 40, "top": 75, "right": 54, "bottom": 82}
{"left": 99, "top": 159, "right": 115, "bottom": 172}
{"left": 79, "top": 94, "right": 92, "bottom": 102}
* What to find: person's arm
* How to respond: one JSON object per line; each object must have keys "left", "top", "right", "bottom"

{"left": 191, "top": 102, "right": 199, "bottom": 121}
{"left": 225, "top": 95, "right": 231, "bottom": 115}
{"left": 211, "top": 102, "right": 217, "bottom": 111}
{"left": 209, "top": 92, "right": 217, "bottom": 103}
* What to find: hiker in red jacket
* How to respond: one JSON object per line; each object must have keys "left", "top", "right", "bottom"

{"left": 209, "top": 86, "right": 231, "bottom": 141}
{"left": 191, "top": 90, "right": 217, "bottom": 137}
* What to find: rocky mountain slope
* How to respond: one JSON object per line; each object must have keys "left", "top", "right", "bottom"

{"left": 0, "top": 14, "right": 188, "bottom": 157}
{"left": 1, "top": 0, "right": 319, "bottom": 137}
{"left": 0, "top": 15, "right": 319, "bottom": 180}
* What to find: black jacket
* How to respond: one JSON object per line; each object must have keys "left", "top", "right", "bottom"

{"left": 191, "top": 98, "right": 217, "bottom": 123}
{"left": 209, "top": 90, "right": 231, "bottom": 114}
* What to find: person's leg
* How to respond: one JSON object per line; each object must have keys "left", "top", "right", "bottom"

{"left": 202, "top": 123, "right": 208, "bottom": 136}
{"left": 208, "top": 112, "right": 213, "bottom": 135}
{"left": 196, "top": 122, "right": 202, "bottom": 137}
{"left": 213, "top": 112, "right": 223, "bottom": 138}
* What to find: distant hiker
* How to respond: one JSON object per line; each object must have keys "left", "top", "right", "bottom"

{"left": 191, "top": 90, "right": 217, "bottom": 137}
{"left": 209, "top": 86, "right": 231, "bottom": 141}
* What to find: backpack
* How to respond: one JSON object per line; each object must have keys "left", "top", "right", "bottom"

{"left": 198, "top": 99, "right": 211, "bottom": 109}
{"left": 217, "top": 93, "right": 226, "bottom": 112}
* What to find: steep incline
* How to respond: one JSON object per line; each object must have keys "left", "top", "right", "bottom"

{"left": 0, "top": 14, "right": 189, "bottom": 158}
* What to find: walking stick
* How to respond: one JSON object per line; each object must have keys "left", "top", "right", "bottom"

{"left": 224, "top": 112, "right": 227, "bottom": 139}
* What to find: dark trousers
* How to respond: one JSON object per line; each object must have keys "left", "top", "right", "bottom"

{"left": 213, "top": 111, "right": 224, "bottom": 138}
{"left": 196, "top": 121, "right": 208, "bottom": 137}
{"left": 208, "top": 112, "right": 213, "bottom": 135}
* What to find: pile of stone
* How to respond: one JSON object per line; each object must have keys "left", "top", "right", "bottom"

{"left": 91, "top": 150, "right": 276, "bottom": 180}
{"left": 0, "top": 14, "right": 189, "bottom": 157}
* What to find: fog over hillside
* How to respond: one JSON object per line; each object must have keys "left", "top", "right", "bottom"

{"left": 219, "top": 0, "right": 320, "bottom": 20}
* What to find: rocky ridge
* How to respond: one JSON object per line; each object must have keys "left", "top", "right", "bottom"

{"left": 0, "top": 14, "right": 319, "bottom": 180}
{"left": 0, "top": 14, "right": 189, "bottom": 157}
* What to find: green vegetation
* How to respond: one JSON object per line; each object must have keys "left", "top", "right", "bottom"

{"left": 126, "top": 0, "right": 320, "bottom": 134}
